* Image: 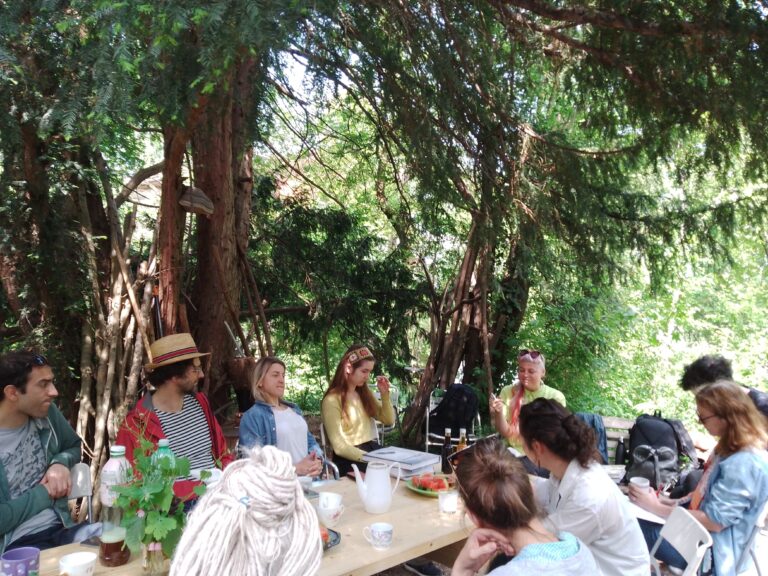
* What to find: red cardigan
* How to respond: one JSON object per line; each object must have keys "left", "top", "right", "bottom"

{"left": 116, "top": 391, "right": 234, "bottom": 500}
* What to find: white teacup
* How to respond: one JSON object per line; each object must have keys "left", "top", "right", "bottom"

{"left": 317, "top": 504, "right": 344, "bottom": 527}
{"left": 317, "top": 491, "right": 344, "bottom": 527}
{"left": 363, "top": 522, "right": 393, "bottom": 550}
{"left": 59, "top": 551, "right": 97, "bottom": 576}
{"left": 629, "top": 476, "right": 651, "bottom": 492}
{"left": 317, "top": 491, "right": 343, "bottom": 509}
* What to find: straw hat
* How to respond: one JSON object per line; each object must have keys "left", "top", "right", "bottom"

{"left": 145, "top": 333, "right": 210, "bottom": 371}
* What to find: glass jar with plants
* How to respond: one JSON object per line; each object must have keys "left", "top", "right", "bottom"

{"left": 114, "top": 437, "right": 206, "bottom": 574}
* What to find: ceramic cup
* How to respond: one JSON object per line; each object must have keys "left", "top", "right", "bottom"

{"left": 438, "top": 490, "right": 459, "bottom": 514}
{"left": 58, "top": 551, "right": 97, "bottom": 576}
{"left": 629, "top": 476, "right": 651, "bottom": 492}
{"left": 317, "top": 491, "right": 343, "bottom": 509}
{"left": 0, "top": 546, "right": 40, "bottom": 576}
{"left": 317, "top": 491, "right": 345, "bottom": 527}
{"left": 363, "top": 522, "right": 394, "bottom": 550}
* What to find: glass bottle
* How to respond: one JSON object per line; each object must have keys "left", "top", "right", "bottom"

{"left": 456, "top": 428, "right": 468, "bottom": 453}
{"left": 99, "top": 445, "right": 132, "bottom": 567}
{"left": 440, "top": 428, "right": 453, "bottom": 474}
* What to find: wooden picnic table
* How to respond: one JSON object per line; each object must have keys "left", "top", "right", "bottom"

{"left": 38, "top": 475, "right": 470, "bottom": 576}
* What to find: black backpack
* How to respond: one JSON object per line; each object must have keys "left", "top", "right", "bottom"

{"left": 623, "top": 411, "right": 699, "bottom": 489}
{"left": 426, "top": 383, "right": 479, "bottom": 436}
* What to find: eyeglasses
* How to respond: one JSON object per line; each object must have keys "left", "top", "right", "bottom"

{"left": 697, "top": 412, "right": 718, "bottom": 424}
{"left": 518, "top": 349, "right": 542, "bottom": 359}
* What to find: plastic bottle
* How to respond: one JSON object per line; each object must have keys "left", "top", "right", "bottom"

{"left": 615, "top": 436, "right": 626, "bottom": 466}
{"left": 99, "top": 445, "right": 131, "bottom": 567}
{"left": 441, "top": 428, "right": 453, "bottom": 474}
{"left": 151, "top": 438, "right": 177, "bottom": 479}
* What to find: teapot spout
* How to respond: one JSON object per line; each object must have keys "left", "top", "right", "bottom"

{"left": 351, "top": 463, "right": 367, "bottom": 502}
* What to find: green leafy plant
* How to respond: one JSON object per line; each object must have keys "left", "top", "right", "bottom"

{"left": 114, "top": 436, "right": 205, "bottom": 557}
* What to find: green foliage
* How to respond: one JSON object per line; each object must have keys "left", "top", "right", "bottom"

{"left": 114, "top": 436, "right": 194, "bottom": 557}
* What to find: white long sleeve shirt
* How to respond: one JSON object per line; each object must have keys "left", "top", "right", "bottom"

{"left": 535, "top": 460, "right": 650, "bottom": 576}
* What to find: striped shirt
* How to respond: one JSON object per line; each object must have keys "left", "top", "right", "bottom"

{"left": 155, "top": 394, "right": 216, "bottom": 478}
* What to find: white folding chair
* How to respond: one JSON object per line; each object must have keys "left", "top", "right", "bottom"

{"left": 650, "top": 507, "right": 713, "bottom": 576}
{"left": 735, "top": 497, "right": 768, "bottom": 576}
{"left": 68, "top": 462, "right": 94, "bottom": 522}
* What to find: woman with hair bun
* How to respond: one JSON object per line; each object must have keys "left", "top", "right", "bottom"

{"left": 518, "top": 398, "right": 649, "bottom": 576}
{"left": 451, "top": 436, "right": 597, "bottom": 576}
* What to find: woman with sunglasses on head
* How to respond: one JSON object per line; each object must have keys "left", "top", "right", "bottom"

{"left": 451, "top": 436, "right": 598, "bottom": 576}
{"left": 518, "top": 398, "right": 649, "bottom": 576}
{"left": 629, "top": 381, "right": 768, "bottom": 576}
{"left": 490, "top": 350, "right": 566, "bottom": 475}
{"left": 238, "top": 356, "right": 324, "bottom": 478}
{"left": 321, "top": 344, "right": 395, "bottom": 477}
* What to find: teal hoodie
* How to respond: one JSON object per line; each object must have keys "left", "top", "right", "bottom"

{"left": 0, "top": 403, "right": 82, "bottom": 554}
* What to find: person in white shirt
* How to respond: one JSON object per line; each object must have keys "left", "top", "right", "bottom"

{"left": 518, "top": 398, "right": 649, "bottom": 576}
{"left": 451, "top": 436, "right": 597, "bottom": 576}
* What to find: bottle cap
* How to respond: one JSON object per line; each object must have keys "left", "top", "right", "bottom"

{"left": 459, "top": 428, "right": 467, "bottom": 434}
{"left": 444, "top": 428, "right": 451, "bottom": 434}
{"left": 158, "top": 439, "right": 170, "bottom": 448}
{"left": 110, "top": 445, "right": 126, "bottom": 456}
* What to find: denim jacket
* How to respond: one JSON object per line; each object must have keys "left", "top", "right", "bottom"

{"left": 701, "top": 448, "right": 768, "bottom": 576}
{"left": 238, "top": 400, "right": 323, "bottom": 460}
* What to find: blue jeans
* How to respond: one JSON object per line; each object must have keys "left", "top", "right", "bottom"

{"left": 639, "top": 518, "right": 687, "bottom": 570}
{"left": 7, "top": 521, "right": 101, "bottom": 552}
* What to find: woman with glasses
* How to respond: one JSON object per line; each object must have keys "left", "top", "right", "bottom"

{"left": 490, "top": 350, "right": 566, "bottom": 475}
{"left": 321, "top": 344, "right": 395, "bottom": 476}
{"left": 451, "top": 437, "right": 598, "bottom": 576}
{"left": 518, "top": 398, "right": 650, "bottom": 576}
{"left": 629, "top": 381, "right": 768, "bottom": 575}
{"left": 238, "top": 356, "right": 324, "bottom": 478}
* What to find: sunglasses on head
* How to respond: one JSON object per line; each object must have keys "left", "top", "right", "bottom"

{"left": 518, "top": 349, "right": 541, "bottom": 359}
{"left": 26, "top": 354, "right": 48, "bottom": 368}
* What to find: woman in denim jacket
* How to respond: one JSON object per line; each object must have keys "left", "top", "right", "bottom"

{"left": 631, "top": 380, "right": 768, "bottom": 576}
{"left": 238, "top": 357, "right": 324, "bottom": 477}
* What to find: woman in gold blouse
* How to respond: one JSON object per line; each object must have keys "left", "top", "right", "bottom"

{"left": 321, "top": 344, "right": 395, "bottom": 475}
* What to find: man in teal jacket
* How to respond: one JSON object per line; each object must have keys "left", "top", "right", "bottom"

{"left": 0, "top": 351, "right": 84, "bottom": 554}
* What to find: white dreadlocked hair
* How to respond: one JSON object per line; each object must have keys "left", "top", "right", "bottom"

{"left": 169, "top": 445, "right": 322, "bottom": 576}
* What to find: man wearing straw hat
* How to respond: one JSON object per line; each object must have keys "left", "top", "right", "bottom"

{"left": 117, "top": 334, "right": 233, "bottom": 500}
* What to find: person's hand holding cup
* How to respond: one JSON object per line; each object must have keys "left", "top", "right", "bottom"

{"left": 628, "top": 476, "right": 658, "bottom": 509}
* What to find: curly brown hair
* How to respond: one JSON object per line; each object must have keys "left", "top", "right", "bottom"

{"left": 518, "top": 398, "right": 599, "bottom": 468}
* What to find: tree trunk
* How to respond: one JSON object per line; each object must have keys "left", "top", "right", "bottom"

{"left": 158, "top": 126, "right": 189, "bottom": 335}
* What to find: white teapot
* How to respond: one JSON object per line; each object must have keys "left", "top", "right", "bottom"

{"left": 351, "top": 461, "right": 401, "bottom": 514}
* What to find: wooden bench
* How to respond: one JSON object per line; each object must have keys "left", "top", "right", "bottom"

{"left": 603, "top": 416, "right": 634, "bottom": 464}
